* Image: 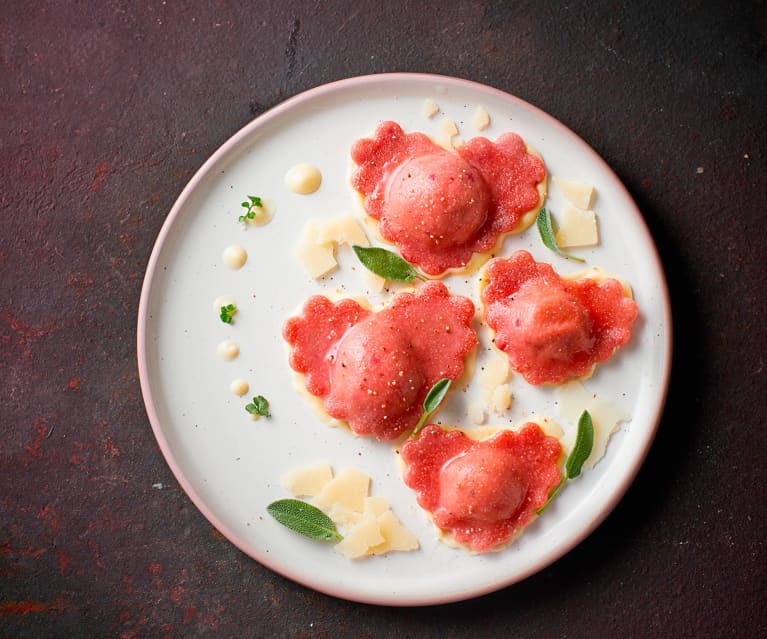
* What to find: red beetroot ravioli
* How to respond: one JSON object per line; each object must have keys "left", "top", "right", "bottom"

{"left": 401, "top": 423, "right": 562, "bottom": 552}
{"left": 350, "top": 121, "right": 546, "bottom": 275}
{"left": 482, "top": 250, "right": 639, "bottom": 385}
{"left": 282, "top": 282, "right": 477, "bottom": 441}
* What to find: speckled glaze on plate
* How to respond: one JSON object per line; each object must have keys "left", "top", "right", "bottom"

{"left": 137, "top": 73, "right": 672, "bottom": 606}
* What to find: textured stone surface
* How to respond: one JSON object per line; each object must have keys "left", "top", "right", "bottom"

{"left": 1, "top": 1, "right": 765, "bottom": 637}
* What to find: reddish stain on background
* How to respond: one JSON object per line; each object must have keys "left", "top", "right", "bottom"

{"left": 0, "top": 597, "right": 65, "bottom": 616}
{"left": 24, "top": 417, "right": 50, "bottom": 460}
{"left": 90, "top": 162, "right": 110, "bottom": 192}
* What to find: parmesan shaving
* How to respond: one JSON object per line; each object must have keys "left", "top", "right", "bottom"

{"left": 311, "top": 467, "right": 370, "bottom": 512}
{"left": 472, "top": 106, "right": 490, "bottom": 131}
{"left": 555, "top": 205, "right": 599, "bottom": 248}
{"left": 283, "top": 462, "right": 420, "bottom": 559}
{"left": 552, "top": 176, "right": 596, "bottom": 209}
{"left": 438, "top": 117, "right": 459, "bottom": 138}
{"left": 422, "top": 98, "right": 440, "bottom": 118}
{"left": 295, "top": 221, "right": 337, "bottom": 278}
{"left": 280, "top": 461, "right": 333, "bottom": 497}
{"left": 295, "top": 215, "right": 380, "bottom": 281}
{"left": 477, "top": 351, "right": 512, "bottom": 415}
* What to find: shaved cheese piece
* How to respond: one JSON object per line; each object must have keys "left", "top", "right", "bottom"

{"left": 468, "top": 401, "right": 485, "bottom": 425}
{"left": 490, "top": 384, "right": 512, "bottom": 414}
{"left": 552, "top": 176, "right": 595, "bottom": 209}
{"left": 476, "top": 351, "right": 511, "bottom": 415}
{"left": 328, "top": 503, "right": 364, "bottom": 528}
{"left": 479, "top": 352, "right": 510, "bottom": 391}
{"left": 362, "top": 496, "right": 390, "bottom": 518}
{"left": 472, "top": 106, "right": 490, "bottom": 131}
{"left": 315, "top": 215, "right": 370, "bottom": 247}
{"left": 371, "top": 510, "right": 420, "bottom": 554}
{"left": 296, "top": 221, "right": 337, "bottom": 278}
{"left": 557, "top": 381, "right": 629, "bottom": 469}
{"left": 296, "top": 216, "right": 374, "bottom": 279}
{"left": 438, "top": 117, "right": 459, "bottom": 138}
{"left": 281, "top": 461, "right": 333, "bottom": 497}
{"left": 422, "top": 98, "right": 440, "bottom": 118}
{"left": 437, "top": 117, "right": 460, "bottom": 147}
{"left": 362, "top": 268, "right": 387, "bottom": 292}
{"left": 282, "top": 463, "right": 419, "bottom": 558}
{"left": 335, "top": 515, "right": 386, "bottom": 559}
{"left": 555, "top": 205, "right": 599, "bottom": 248}
{"left": 311, "top": 467, "right": 370, "bottom": 512}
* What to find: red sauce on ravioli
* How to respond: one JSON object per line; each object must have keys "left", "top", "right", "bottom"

{"left": 350, "top": 121, "right": 545, "bottom": 275}
{"left": 482, "top": 250, "right": 639, "bottom": 385}
{"left": 401, "top": 423, "right": 562, "bottom": 552}
{"left": 282, "top": 282, "right": 477, "bottom": 440}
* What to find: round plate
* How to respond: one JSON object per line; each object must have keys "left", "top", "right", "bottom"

{"left": 137, "top": 73, "right": 671, "bottom": 606}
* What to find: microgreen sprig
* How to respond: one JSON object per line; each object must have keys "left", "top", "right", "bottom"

{"left": 245, "top": 395, "right": 270, "bottom": 417}
{"left": 219, "top": 303, "right": 237, "bottom": 324}
{"left": 238, "top": 195, "right": 264, "bottom": 223}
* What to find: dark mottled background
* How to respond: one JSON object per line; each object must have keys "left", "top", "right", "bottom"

{"left": 1, "top": 1, "right": 765, "bottom": 637}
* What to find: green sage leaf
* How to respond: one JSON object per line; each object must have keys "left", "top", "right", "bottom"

{"left": 565, "top": 410, "right": 594, "bottom": 479}
{"left": 411, "top": 378, "right": 451, "bottom": 437}
{"left": 535, "top": 477, "right": 565, "bottom": 515}
{"left": 535, "top": 409, "right": 595, "bottom": 514}
{"left": 267, "top": 499, "right": 343, "bottom": 542}
{"left": 352, "top": 245, "right": 424, "bottom": 283}
{"left": 536, "top": 208, "right": 585, "bottom": 262}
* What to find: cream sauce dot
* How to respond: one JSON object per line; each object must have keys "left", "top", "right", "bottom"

{"left": 222, "top": 245, "right": 247, "bottom": 269}
{"left": 230, "top": 378, "right": 249, "bottom": 396}
{"left": 285, "top": 163, "right": 322, "bottom": 194}
{"left": 216, "top": 339, "right": 240, "bottom": 361}
{"left": 248, "top": 202, "right": 273, "bottom": 226}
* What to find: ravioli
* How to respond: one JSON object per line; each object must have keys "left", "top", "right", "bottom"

{"left": 481, "top": 250, "right": 638, "bottom": 385}
{"left": 282, "top": 281, "right": 477, "bottom": 440}
{"left": 400, "top": 423, "right": 562, "bottom": 552}
{"left": 350, "top": 121, "right": 546, "bottom": 275}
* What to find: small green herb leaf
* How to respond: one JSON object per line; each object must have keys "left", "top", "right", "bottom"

{"left": 536, "top": 478, "right": 565, "bottom": 515}
{"left": 536, "top": 207, "right": 585, "bottom": 262}
{"left": 536, "top": 409, "right": 595, "bottom": 514}
{"left": 411, "top": 378, "right": 452, "bottom": 437}
{"left": 352, "top": 245, "right": 426, "bottom": 283}
{"left": 267, "top": 499, "right": 343, "bottom": 542}
{"left": 245, "top": 395, "right": 270, "bottom": 417}
{"left": 219, "top": 303, "right": 237, "bottom": 324}
{"left": 565, "top": 410, "right": 594, "bottom": 479}
{"left": 238, "top": 195, "right": 264, "bottom": 223}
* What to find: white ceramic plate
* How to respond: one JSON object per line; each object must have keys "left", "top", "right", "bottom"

{"left": 137, "top": 73, "right": 671, "bottom": 606}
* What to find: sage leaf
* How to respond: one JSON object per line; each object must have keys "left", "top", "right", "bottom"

{"left": 352, "top": 245, "right": 425, "bottom": 283}
{"left": 411, "top": 378, "right": 452, "bottom": 437}
{"left": 565, "top": 410, "right": 594, "bottom": 479}
{"left": 536, "top": 207, "right": 585, "bottom": 262}
{"left": 267, "top": 499, "right": 343, "bottom": 542}
{"left": 535, "top": 478, "right": 565, "bottom": 515}
{"left": 535, "top": 409, "right": 595, "bottom": 514}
